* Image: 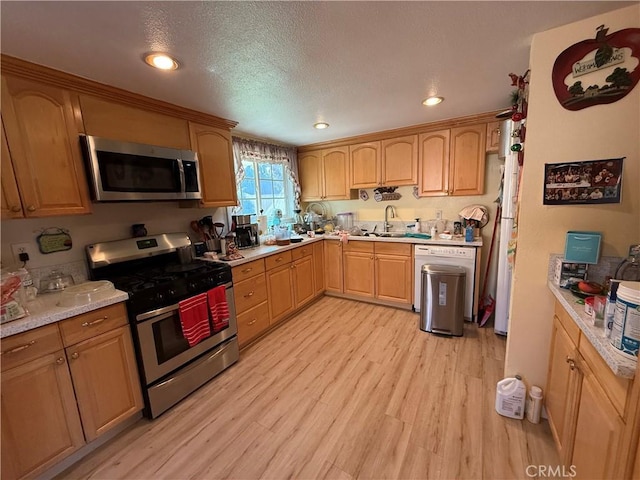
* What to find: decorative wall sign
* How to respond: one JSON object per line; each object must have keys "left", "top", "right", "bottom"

{"left": 552, "top": 25, "right": 640, "bottom": 110}
{"left": 36, "top": 227, "right": 73, "bottom": 254}
{"left": 543, "top": 158, "right": 624, "bottom": 205}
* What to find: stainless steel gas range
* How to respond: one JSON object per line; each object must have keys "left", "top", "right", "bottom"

{"left": 86, "top": 233, "right": 239, "bottom": 418}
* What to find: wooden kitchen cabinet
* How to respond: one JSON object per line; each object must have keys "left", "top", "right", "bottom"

{"left": 313, "top": 241, "right": 325, "bottom": 295}
{"left": 418, "top": 124, "right": 486, "bottom": 197}
{"left": 343, "top": 242, "right": 375, "bottom": 298}
{"left": 486, "top": 121, "right": 501, "bottom": 154}
{"left": 1, "top": 75, "right": 92, "bottom": 217}
{"left": 1, "top": 326, "right": 85, "bottom": 480}
{"left": 232, "top": 259, "right": 270, "bottom": 348}
{"left": 381, "top": 134, "right": 418, "bottom": 186}
{"left": 299, "top": 147, "right": 354, "bottom": 201}
{"left": 350, "top": 141, "right": 381, "bottom": 188}
{"left": 266, "top": 262, "right": 295, "bottom": 325}
{"left": 189, "top": 122, "right": 238, "bottom": 207}
{"left": 1, "top": 120, "right": 24, "bottom": 219}
{"left": 375, "top": 243, "right": 412, "bottom": 304}
{"left": 292, "top": 254, "right": 315, "bottom": 307}
{"left": 324, "top": 240, "right": 344, "bottom": 293}
{"left": 64, "top": 325, "right": 143, "bottom": 442}
{"left": 79, "top": 94, "right": 191, "bottom": 149}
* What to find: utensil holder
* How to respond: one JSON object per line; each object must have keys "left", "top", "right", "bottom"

{"left": 206, "top": 239, "right": 221, "bottom": 253}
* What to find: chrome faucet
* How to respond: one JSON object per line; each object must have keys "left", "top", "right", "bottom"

{"left": 384, "top": 205, "right": 396, "bottom": 232}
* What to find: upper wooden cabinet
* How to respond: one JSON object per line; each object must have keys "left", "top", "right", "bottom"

{"left": 189, "top": 122, "right": 238, "bottom": 207}
{"left": 1, "top": 75, "right": 92, "bottom": 217}
{"left": 1, "top": 120, "right": 24, "bottom": 219}
{"left": 299, "top": 147, "right": 354, "bottom": 201}
{"left": 79, "top": 95, "right": 191, "bottom": 149}
{"left": 418, "top": 125, "right": 486, "bottom": 197}
{"left": 349, "top": 135, "right": 418, "bottom": 188}
{"left": 486, "top": 121, "right": 501, "bottom": 154}
{"left": 381, "top": 135, "right": 418, "bottom": 186}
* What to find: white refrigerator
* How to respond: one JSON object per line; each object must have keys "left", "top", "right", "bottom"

{"left": 494, "top": 121, "right": 520, "bottom": 336}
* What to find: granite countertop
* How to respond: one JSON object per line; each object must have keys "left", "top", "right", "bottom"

{"left": 547, "top": 257, "right": 636, "bottom": 378}
{"left": 208, "top": 234, "right": 483, "bottom": 268}
{"left": 0, "top": 287, "right": 129, "bottom": 339}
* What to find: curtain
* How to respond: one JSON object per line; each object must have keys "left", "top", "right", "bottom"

{"left": 231, "top": 136, "right": 300, "bottom": 210}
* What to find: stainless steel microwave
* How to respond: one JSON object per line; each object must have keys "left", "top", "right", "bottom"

{"left": 80, "top": 135, "right": 202, "bottom": 201}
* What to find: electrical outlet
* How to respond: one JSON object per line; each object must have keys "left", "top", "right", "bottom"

{"left": 11, "top": 243, "right": 33, "bottom": 264}
{"left": 436, "top": 209, "right": 443, "bottom": 220}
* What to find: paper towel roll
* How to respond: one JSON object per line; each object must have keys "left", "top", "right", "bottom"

{"left": 257, "top": 215, "right": 268, "bottom": 235}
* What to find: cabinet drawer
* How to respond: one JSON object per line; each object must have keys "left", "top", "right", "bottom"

{"left": 554, "top": 300, "right": 581, "bottom": 346}
{"left": 375, "top": 242, "right": 411, "bottom": 256}
{"left": 234, "top": 274, "right": 268, "bottom": 313}
{"left": 265, "top": 250, "right": 292, "bottom": 270}
{"left": 291, "top": 245, "right": 313, "bottom": 260}
{"left": 237, "top": 301, "right": 270, "bottom": 347}
{"left": 1, "top": 324, "right": 62, "bottom": 372}
{"left": 232, "top": 259, "right": 265, "bottom": 282}
{"left": 344, "top": 242, "right": 374, "bottom": 253}
{"left": 59, "top": 303, "right": 128, "bottom": 347}
{"left": 578, "top": 335, "right": 631, "bottom": 417}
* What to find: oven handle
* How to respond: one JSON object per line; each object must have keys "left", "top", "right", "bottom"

{"left": 135, "top": 282, "right": 233, "bottom": 323}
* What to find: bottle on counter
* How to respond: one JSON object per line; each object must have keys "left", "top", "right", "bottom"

{"left": 526, "top": 386, "right": 543, "bottom": 424}
{"left": 465, "top": 225, "right": 474, "bottom": 242}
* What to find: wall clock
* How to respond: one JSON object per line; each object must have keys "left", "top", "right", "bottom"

{"left": 552, "top": 25, "right": 640, "bottom": 111}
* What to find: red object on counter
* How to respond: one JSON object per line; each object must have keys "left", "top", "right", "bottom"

{"left": 178, "top": 293, "right": 211, "bottom": 347}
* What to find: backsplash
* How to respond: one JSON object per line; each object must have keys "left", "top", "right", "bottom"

{"left": 548, "top": 254, "right": 624, "bottom": 286}
{"left": 29, "top": 260, "right": 89, "bottom": 292}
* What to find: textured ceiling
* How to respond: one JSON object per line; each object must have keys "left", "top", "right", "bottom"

{"left": 1, "top": 1, "right": 634, "bottom": 146}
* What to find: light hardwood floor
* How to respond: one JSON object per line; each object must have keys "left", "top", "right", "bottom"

{"left": 59, "top": 296, "right": 559, "bottom": 479}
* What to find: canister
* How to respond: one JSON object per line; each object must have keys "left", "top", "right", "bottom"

{"left": 609, "top": 281, "right": 640, "bottom": 358}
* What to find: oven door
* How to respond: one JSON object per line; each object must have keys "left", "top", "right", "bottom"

{"left": 134, "top": 284, "right": 237, "bottom": 385}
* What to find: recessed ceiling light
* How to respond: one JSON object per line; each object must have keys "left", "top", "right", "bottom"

{"left": 422, "top": 96, "right": 444, "bottom": 106}
{"left": 314, "top": 122, "right": 330, "bottom": 129}
{"left": 144, "top": 53, "right": 179, "bottom": 71}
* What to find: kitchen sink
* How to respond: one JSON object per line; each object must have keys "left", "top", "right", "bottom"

{"left": 373, "top": 232, "right": 406, "bottom": 237}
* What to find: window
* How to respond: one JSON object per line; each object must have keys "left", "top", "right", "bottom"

{"left": 235, "top": 159, "right": 296, "bottom": 225}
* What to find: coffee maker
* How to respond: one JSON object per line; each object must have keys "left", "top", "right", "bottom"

{"left": 232, "top": 215, "right": 260, "bottom": 249}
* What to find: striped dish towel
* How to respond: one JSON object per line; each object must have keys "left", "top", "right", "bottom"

{"left": 207, "top": 286, "right": 230, "bottom": 333}
{"left": 178, "top": 293, "right": 211, "bottom": 347}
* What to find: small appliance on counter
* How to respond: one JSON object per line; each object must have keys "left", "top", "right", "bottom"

{"left": 614, "top": 244, "right": 640, "bottom": 281}
{"left": 232, "top": 214, "right": 260, "bottom": 249}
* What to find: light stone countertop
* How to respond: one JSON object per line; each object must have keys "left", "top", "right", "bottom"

{"left": 1, "top": 288, "right": 129, "bottom": 339}
{"left": 547, "top": 256, "right": 636, "bottom": 378}
{"left": 207, "top": 234, "right": 483, "bottom": 268}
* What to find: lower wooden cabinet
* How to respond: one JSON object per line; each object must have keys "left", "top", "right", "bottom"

{"left": 266, "top": 263, "right": 296, "bottom": 324}
{"left": 1, "top": 350, "right": 84, "bottom": 480}
{"left": 236, "top": 301, "right": 270, "bottom": 347}
{"left": 375, "top": 252, "right": 412, "bottom": 304}
{"left": 65, "top": 326, "right": 143, "bottom": 442}
{"left": 1, "top": 303, "right": 142, "bottom": 479}
{"left": 292, "top": 254, "right": 315, "bottom": 307}
{"left": 343, "top": 243, "right": 375, "bottom": 298}
{"left": 546, "top": 300, "right": 635, "bottom": 479}
{"left": 313, "top": 241, "right": 325, "bottom": 295}
{"left": 324, "top": 240, "right": 344, "bottom": 293}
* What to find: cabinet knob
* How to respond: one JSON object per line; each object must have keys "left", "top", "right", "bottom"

{"left": 26, "top": 205, "right": 36, "bottom": 212}
{"left": 71, "top": 352, "right": 79, "bottom": 360}
{"left": 56, "top": 357, "right": 66, "bottom": 365}
{"left": 565, "top": 356, "right": 577, "bottom": 371}
{"left": 10, "top": 206, "right": 21, "bottom": 213}
{"left": 244, "top": 291, "right": 254, "bottom": 298}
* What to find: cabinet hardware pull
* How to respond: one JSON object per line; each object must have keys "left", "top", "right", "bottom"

{"left": 2, "top": 340, "right": 36, "bottom": 355}
{"left": 10, "top": 206, "right": 21, "bottom": 213}
{"left": 565, "top": 356, "right": 577, "bottom": 370}
{"left": 244, "top": 291, "right": 254, "bottom": 298}
{"left": 81, "top": 316, "right": 107, "bottom": 327}
{"left": 291, "top": 265, "right": 295, "bottom": 269}
{"left": 248, "top": 319, "right": 257, "bottom": 326}
{"left": 26, "top": 205, "right": 36, "bottom": 212}
{"left": 56, "top": 357, "right": 65, "bottom": 365}
{"left": 241, "top": 268, "right": 253, "bottom": 273}
{"left": 276, "top": 258, "right": 283, "bottom": 262}
{"left": 71, "top": 352, "right": 79, "bottom": 360}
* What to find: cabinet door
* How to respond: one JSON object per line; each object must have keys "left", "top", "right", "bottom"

{"left": 1, "top": 120, "right": 24, "bottom": 219}
{"left": 299, "top": 151, "right": 323, "bottom": 201}
{"left": 1, "top": 75, "right": 91, "bottom": 217}
{"left": 571, "top": 355, "right": 624, "bottom": 480}
{"left": 322, "top": 147, "right": 350, "bottom": 200}
{"left": 546, "top": 316, "right": 581, "bottom": 464}
{"left": 189, "top": 122, "right": 237, "bottom": 207}
{"left": 343, "top": 251, "right": 375, "bottom": 298}
{"left": 418, "top": 129, "right": 450, "bottom": 196}
{"left": 313, "top": 241, "right": 325, "bottom": 295}
{"left": 66, "top": 326, "right": 143, "bottom": 442}
{"left": 266, "top": 263, "right": 295, "bottom": 324}
{"left": 449, "top": 125, "right": 486, "bottom": 196}
{"left": 486, "top": 121, "right": 501, "bottom": 154}
{"left": 236, "top": 301, "right": 270, "bottom": 348}
{"left": 382, "top": 135, "right": 418, "bottom": 186}
{"left": 293, "top": 255, "right": 315, "bottom": 307}
{"left": 375, "top": 254, "right": 412, "bottom": 304}
{"left": 324, "top": 240, "right": 343, "bottom": 293}
{"left": 1, "top": 351, "right": 84, "bottom": 480}
{"left": 350, "top": 141, "right": 381, "bottom": 188}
